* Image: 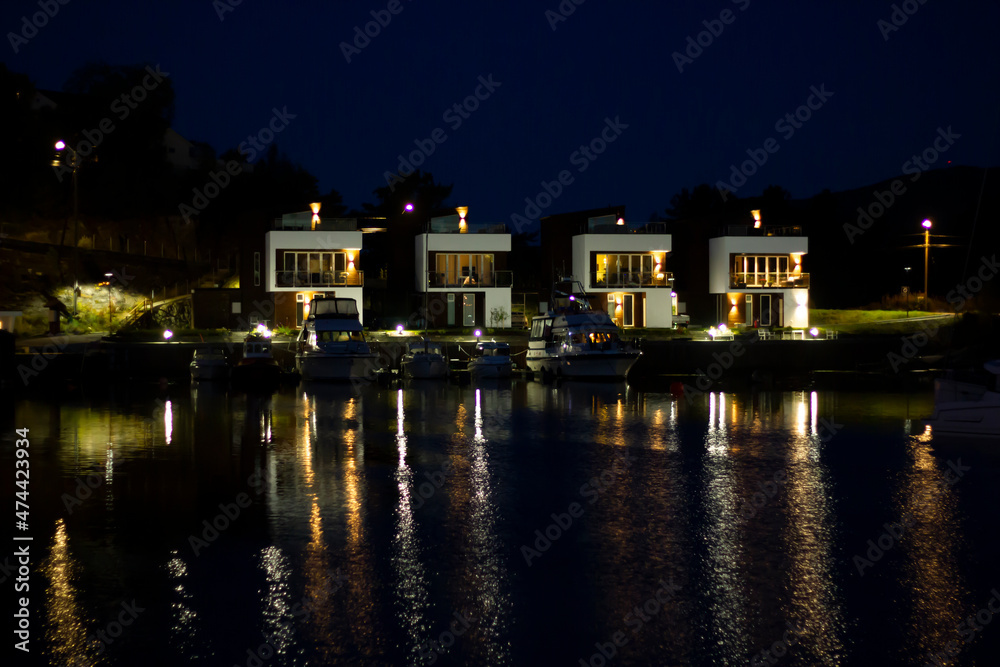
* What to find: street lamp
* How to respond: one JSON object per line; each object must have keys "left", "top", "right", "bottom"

{"left": 921, "top": 219, "right": 932, "bottom": 301}
{"left": 54, "top": 140, "right": 82, "bottom": 315}
{"left": 104, "top": 273, "right": 113, "bottom": 331}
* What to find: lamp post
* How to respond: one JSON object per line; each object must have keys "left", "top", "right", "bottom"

{"left": 54, "top": 140, "right": 81, "bottom": 315}
{"left": 921, "top": 219, "right": 932, "bottom": 302}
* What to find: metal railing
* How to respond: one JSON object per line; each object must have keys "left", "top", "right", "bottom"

{"left": 591, "top": 271, "right": 674, "bottom": 288}
{"left": 425, "top": 270, "right": 512, "bottom": 288}
{"left": 275, "top": 270, "right": 364, "bottom": 287}
{"left": 719, "top": 225, "right": 803, "bottom": 237}
{"left": 730, "top": 272, "right": 809, "bottom": 289}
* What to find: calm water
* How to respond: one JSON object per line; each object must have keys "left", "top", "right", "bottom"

{"left": 3, "top": 381, "right": 1000, "bottom": 666}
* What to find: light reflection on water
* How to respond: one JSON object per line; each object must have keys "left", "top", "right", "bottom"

{"left": 13, "top": 383, "right": 991, "bottom": 665}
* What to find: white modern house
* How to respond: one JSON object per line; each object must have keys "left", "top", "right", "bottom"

{"left": 708, "top": 216, "right": 809, "bottom": 328}
{"left": 264, "top": 206, "right": 365, "bottom": 326}
{"left": 414, "top": 208, "right": 512, "bottom": 328}
{"left": 570, "top": 215, "right": 674, "bottom": 328}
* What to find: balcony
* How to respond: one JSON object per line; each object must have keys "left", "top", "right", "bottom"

{"left": 591, "top": 272, "right": 673, "bottom": 289}
{"left": 730, "top": 272, "right": 809, "bottom": 289}
{"left": 581, "top": 221, "right": 668, "bottom": 235}
{"left": 719, "top": 225, "right": 802, "bottom": 237}
{"left": 272, "top": 216, "right": 358, "bottom": 231}
{"left": 426, "top": 218, "right": 508, "bottom": 234}
{"left": 275, "top": 270, "right": 364, "bottom": 288}
{"left": 425, "top": 270, "right": 513, "bottom": 288}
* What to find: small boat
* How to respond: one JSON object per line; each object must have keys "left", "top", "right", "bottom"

{"left": 401, "top": 339, "right": 449, "bottom": 379}
{"left": 526, "top": 280, "right": 641, "bottom": 380}
{"left": 296, "top": 297, "right": 378, "bottom": 381}
{"left": 231, "top": 329, "right": 281, "bottom": 385}
{"left": 925, "top": 360, "right": 1000, "bottom": 437}
{"left": 468, "top": 340, "right": 512, "bottom": 378}
{"left": 190, "top": 348, "right": 229, "bottom": 381}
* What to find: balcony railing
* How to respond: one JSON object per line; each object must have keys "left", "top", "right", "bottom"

{"left": 719, "top": 225, "right": 803, "bottom": 237}
{"left": 580, "top": 221, "right": 669, "bottom": 235}
{"left": 426, "top": 220, "right": 508, "bottom": 234}
{"left": 730, "top": 272, "right": 809, "bottom": 289}
{"left": 591, "top": 272, "right": 674, "bottom": 289}
{"left": 272, "top": 216, "right": 358, "bottom": 231}
{"left": 425, "top": 270, "right": 513, "bottom": 288}
{"left": 275, "top": 270, "right": 364, "bottom": 288}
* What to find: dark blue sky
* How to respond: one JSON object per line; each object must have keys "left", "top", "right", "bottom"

{"left": 5, "top": 0, "right": 999, "bottom": 222}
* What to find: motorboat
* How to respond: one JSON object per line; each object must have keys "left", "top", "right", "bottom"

{"left": 296, "top": 297, "right": 378, "bottom": 381}
{"left": 925, "top": 360, "right": 1000, "bottom": 437}
{"left": 231, "top": 328, "right": 281, "bottom": 385}
{"left": 401, "top": 339, "right": 449, "bottom": 379}
{"left": 189, "top": 348, "right": 229, "bottom": 381}
{"left": 526, "top": 280, "right": 640, "bottom": 379}
{"left": 468, "top": 340, "right": 512, "bottom": 378}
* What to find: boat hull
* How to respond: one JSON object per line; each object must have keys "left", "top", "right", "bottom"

{"left": 190, "top": 364, "right": 229, "bottom": 381}
{"left": 468, "top": 360, "right": 512, "bottom": 379}
{"left": 526, "top": 351, "right": 639, "bottom": 379}
{"left": 401, "top": 357, "right": 449, "bottom": 379}
{"left": 924, "top": 378, "right": 1000, "bottom": 437}
{"left": 297, "top": 352, "right": 378, "bottom": 381}
{"left": 231, "top": 360, "right": 281, "bottom": 385}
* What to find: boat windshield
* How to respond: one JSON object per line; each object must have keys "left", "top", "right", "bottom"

{"left": 317, "top": 331, "right": 364, "bottom": 343}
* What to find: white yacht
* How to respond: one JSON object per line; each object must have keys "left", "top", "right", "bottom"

{"left": 468, "top": 340, "right": 512, "bottom": 378}
{"left": 526, "top": 281, "right": 640, "bottom": 379}
{"left": 401, "top": 339, "right": 449, "bottom": 379}
{"left": 296, "top": 298, "right": 378, "bottom": 381}
{"left": 925, "top": 360, "right": 1000, "bottom": 437}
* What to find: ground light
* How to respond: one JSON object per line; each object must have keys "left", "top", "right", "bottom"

{"left": 163, "top": 330, "right": 173, "bottom": 341}
{"left": 810, "top": 328, "right": 819, "bottom": 337}
{"left": 396, "top": 324, "right": 404, "bottom": 335}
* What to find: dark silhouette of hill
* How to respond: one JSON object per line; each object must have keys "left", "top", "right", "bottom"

{"left": 797, "top": 165, "right": 997, "bottom": 310}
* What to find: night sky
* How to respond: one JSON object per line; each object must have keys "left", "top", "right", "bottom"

{"left": 4, "top": 0, "right": 999, "bottom": 222}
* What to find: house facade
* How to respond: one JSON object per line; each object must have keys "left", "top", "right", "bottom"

{"left": 570, "top": 215, "right": 675, "bottom": 328}
{"left": 264, "top": 209, "right": 365, "bottom": 327}
{"left": 414, "top": 211, "right": 512, "bottom": 328}
{"left": 708, "top": 223, "right": 809, "bottom": 328}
